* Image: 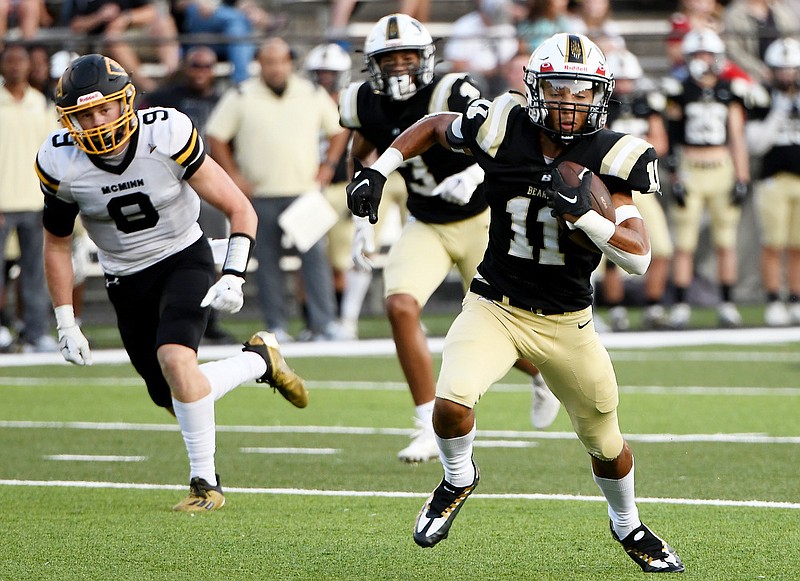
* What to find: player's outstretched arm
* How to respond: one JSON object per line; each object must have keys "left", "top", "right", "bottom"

{"left": 346, "top": 113, "right": 459, "bottom": 223}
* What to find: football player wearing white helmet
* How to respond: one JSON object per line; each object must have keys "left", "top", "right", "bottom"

{"left": 747, "top": 38, "right": 800, "bottom": 326}
{"left": 346, "top": 33, "right": 684, "bottom": 573}
{"left": 664, "top": 28, "right": 751, "bottom": 329}
{"left": 343, "top": 14, "right": 557, "bottom": 462}
{"left": 37, "top": 54, "right": 308, "bottom": 512}
{"left": 602, "top": 49, "right": 673, "bottom": 331}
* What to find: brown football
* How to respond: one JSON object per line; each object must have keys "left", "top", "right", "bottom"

{"left": 555, "top": 160, "right": 615, "bottom": 254}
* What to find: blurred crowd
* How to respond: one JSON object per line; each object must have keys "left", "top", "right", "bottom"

{"left": 3, "top": 0, "right": 800, "bottom": 352}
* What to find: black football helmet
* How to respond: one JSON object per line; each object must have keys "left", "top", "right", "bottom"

{"left": 54, "top": 54, "right": 137, "bottom": 155}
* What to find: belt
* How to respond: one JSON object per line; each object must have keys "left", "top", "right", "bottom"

{"left": 469, "top": 279, "right": 564, "bottom": 315}
{"left": 685, "top": 158, "right": 727, "bottom": 168}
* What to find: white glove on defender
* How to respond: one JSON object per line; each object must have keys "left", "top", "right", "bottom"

{"left": 431, "top": 163, "right": 485, "bottom": 205}
{"left": 201, "top": 274, "right": 245, "bottom": 314}
{"left": 351, "top": 216, "right": 376, "bottom": 273}
{"left": 55, "top": 305, "right": 92, "bottom": 366}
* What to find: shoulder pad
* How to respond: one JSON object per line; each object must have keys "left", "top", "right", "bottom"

{"left": 647, "top": 91, "right": 666, "bottom": 113}
{"left": 139, "top": 108, "right": 205, "bottom": 168}
{"left": 339, "top": 81, "right": 365, "bottom": 129}
{"left": 35, "top": 129, "right": 75, "bottom": 196}
{"left": 428, "top": 73, "right": 481, "bottom": 114}
{"left": 473, "top": 92, "right": 525, "bottom": 158}
{"left": 661, "top": 76, "right": 683, "bottom": 97}
{"left": 599, "top": 133, "right": 655, "bottom": 182}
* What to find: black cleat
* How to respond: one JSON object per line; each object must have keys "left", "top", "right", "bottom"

{"left": 611, "top": 521, "right": 685, "bottom": 573}
{"left": 413, "top": 461, "right": 479, "bottom": 548}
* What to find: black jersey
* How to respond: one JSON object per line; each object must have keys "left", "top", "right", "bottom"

{"left": 665, "top": 76, "right": 747, "bottom": 147}
{"left": 607, "top": 92, "right": 665, "bottom": 140}
{"left": 449, "top": 93, "right": 659, "bottom": 313}
{"left": 748, "top": 91, "right": 800, "bottom": 178}
{"left": 339, "top": 73, "right": 486, "bottom": 224}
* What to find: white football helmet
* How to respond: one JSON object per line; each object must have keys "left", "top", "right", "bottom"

{"left": 764, "top": 37, "right": 800, "bottom": 69}
{"left": 523, "top": 33, "right": 614, "bottom": 143}
{"left": 304, "top": 43, "right": 352, "bottom": 91}
{"left": 681, "top": 28, "right": 725, "bottom": 80}
{"left": 606, "top": 49, "right": 643, "bottom": 81}
{"left": 363, "top": 13, "right": 435, "bottom": 101}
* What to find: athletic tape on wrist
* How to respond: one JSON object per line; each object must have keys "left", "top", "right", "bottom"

{"left": 54, "top": 304, "right": 76, "bottom": 329}
{"left": 614, "top": 204, "right": 642, "bottom": 225}
{"left": 371, "top": 147, "right": 404, "bottom": 177}
{"left": 222, "top": 233, "right": 254, "bottom": 276}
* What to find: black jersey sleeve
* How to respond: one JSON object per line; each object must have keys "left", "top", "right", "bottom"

{"left": 42, "top": 193, "right": 80, "bottom": 237}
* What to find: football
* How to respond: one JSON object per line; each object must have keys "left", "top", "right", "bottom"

{"left": 555, "top": 160, "right": 615, "bottom": 254}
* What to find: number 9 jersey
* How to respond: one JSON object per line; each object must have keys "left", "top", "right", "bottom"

{"left": 35, "top": 107, "right": 206, "bottom": 276}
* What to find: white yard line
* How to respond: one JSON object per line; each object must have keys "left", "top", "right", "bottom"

{"left": 2, "top": 420, "right": 798, "bottom": 443}
{"left": 0, "top": 327, "right": 798, "bottom": 368}
{"left": 1, "top": 478, "right": 798, "bottom": 510}
{"left": 43, "top": 454, "right": 146, "bottom": 462}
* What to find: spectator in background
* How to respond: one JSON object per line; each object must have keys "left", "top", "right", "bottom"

{"left": 206, "top": 38, "right": 349, "bottom": 342}
{"left": 516, "top": 0, "right": 571, "bottom": 54}
{"left": 666, "top": 0, "right": 724, "bottom": 80}
{"left": 663, "top": 28, "right": 751, "bottom": 329}
{"left": 443, "top": 0, "right": 520, "bottom": 98}
{"left": 568, "top": 0, "right": 625, "bottom": 55}
{"left": 170, "top": 0, "right": 254, "bottom": 84}
{"left": 0, "top": 44, "right": 58, "bottom": 352}
{"left": 142, "top": 46, "right": 238, "bottom": 343}
{"left": 602, "top": 48, "right": 673, "bottom": 331}
{"left": 723, "top": 0, "right": 799, "bottom": 85}
{"left": 746, "top": 37, "right": 800, "bottom": 326}
{"left": 68, "top": 0, "right": 179, "bottom": 92}
{"left": 0, "top": 0, "right": 41, "bottom": 44}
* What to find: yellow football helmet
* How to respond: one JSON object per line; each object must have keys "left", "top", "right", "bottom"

{"left": 55, "top": 54, "right": 137, "bottom": 155}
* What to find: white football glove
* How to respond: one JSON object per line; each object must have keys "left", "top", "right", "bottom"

{"left": 54, "top": 305, "right": 92, "bottom": 366}
{"left": 431, "top": 163, "right": 485, "bottom": 205}
{"left": 351, "top": 216, "right": 376, "bottom": 273}
{"left": 201, "top": 274, "right": 245, "bottom": 314}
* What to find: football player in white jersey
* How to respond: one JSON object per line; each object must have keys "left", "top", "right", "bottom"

{"left": 346, "top": 33, "right": 684, "bottom": 573}
{"left": 35, "top": 54, "right": 308, "bottom": 512}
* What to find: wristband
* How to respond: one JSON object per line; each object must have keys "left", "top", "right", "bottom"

{"left": 614, "top": 204, "right": 642, "bottom": 225}
{"left": 371, "top": 147, "right": 404, "bottom": 177}
{"left": 573, "top": 210, "right": 615, "bottom": 245}
{"left": 54, "top": 304, "right": 76, "bottom": 329}
{"left": 222, "top": 233, "right": 254, "bottom": 276}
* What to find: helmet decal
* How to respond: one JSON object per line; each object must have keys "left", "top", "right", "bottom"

{"left": 567, "top": 35, "right": 586, "bottom": 64}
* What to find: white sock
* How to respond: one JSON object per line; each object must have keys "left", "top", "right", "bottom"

{"left": 531, "top": 371, "right": 546, "bottom": 388}
{"left": 415, "top": 400, "right": 435, "bottom": 429}
{"left": 200, "top": 352, "right": 267, "bottom": 401}
{"left": 172, "top": 393, "right": 217, "bottom": 486}
{"left": 593, "top": 463, "right": 641, "bottom": 539}
{"left": 436, "top": 424, "right": 476, "bottom": 487}
{"left": 340, "top": 269, "right": 372, "bottom": 322}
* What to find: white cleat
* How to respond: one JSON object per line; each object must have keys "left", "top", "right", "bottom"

{"left": 717, "top": 302, "right": 742, "bottom": 328}
{"left": 398, "top": 418, "right": 439, "bottom": 463}
{"left": 669, "top": 303, "right": 691, "bottom": 329}
{"left": 531, "top": 374, "right": 560, "bottom": 430}
{"left": 764, "top": 301, "right": 790, "bottom": 327}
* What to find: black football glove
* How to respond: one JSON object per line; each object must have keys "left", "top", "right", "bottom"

{"left": 547, "top": 167, "right": 593, "bottom": 219}
{"left": 346, "top": 167, "right": 386, "bottom": 224}
{"left": 731, "top": 180, "right": 750, "bottom": 206}
{"left": 671, "top": 180, "right": 687, "bottom": 208}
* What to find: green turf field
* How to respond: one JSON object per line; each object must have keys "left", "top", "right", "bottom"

{"left": 2, "top": 315, "right": 799, "bottom": 580}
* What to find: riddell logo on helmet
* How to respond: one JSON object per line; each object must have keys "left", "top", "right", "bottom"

{"left": 77, "top": 91, "right": 104, "bottom": 105}
{"left": 562, "top": 63, "right": 589, "bottom": 72}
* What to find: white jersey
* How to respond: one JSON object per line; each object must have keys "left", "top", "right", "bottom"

{"left": 36, "top": 108, "right": 206, "bottom": 276}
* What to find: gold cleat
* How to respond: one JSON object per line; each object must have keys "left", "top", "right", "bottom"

{"left": 243, "top": 331, "right": 308, "bottom": 408}
{"left": 172, "top": 475, "right": 225, "bottom": 512}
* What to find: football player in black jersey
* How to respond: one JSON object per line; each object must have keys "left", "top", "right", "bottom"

{"left": 747, "top": 37, "right": 800, "bottom": 327}
{"left": 346, "top": 33, "right": 684, "bottom": 572}
{"left": 340, "top": 14, "right": 558, "bottom": 463}
{"left": 36, "top": 54, "right": 308, "bottom": 512}
{"left": 663, "top": 28, "right": 751, "bottom": 329}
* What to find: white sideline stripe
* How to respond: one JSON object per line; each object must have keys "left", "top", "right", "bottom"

{"left": 0, "top": 327, "right": 799, "bottom": 367}
{"left": 3, "top": 421, "right": 799, "bottom": 444}
{"left": 1, "top": 479, "right": 798, "bottom": 510}
{"left": 474, "top": 440, "right": 539, "bottom": 448}
{"left": 240, "top": 447, "right": 340, "bottom": 455}
{"left": 44, "top": 454, "right": 146, "bottom": 462}
{"left": 3, "top": 377, "right": 800, "bottom": 397}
